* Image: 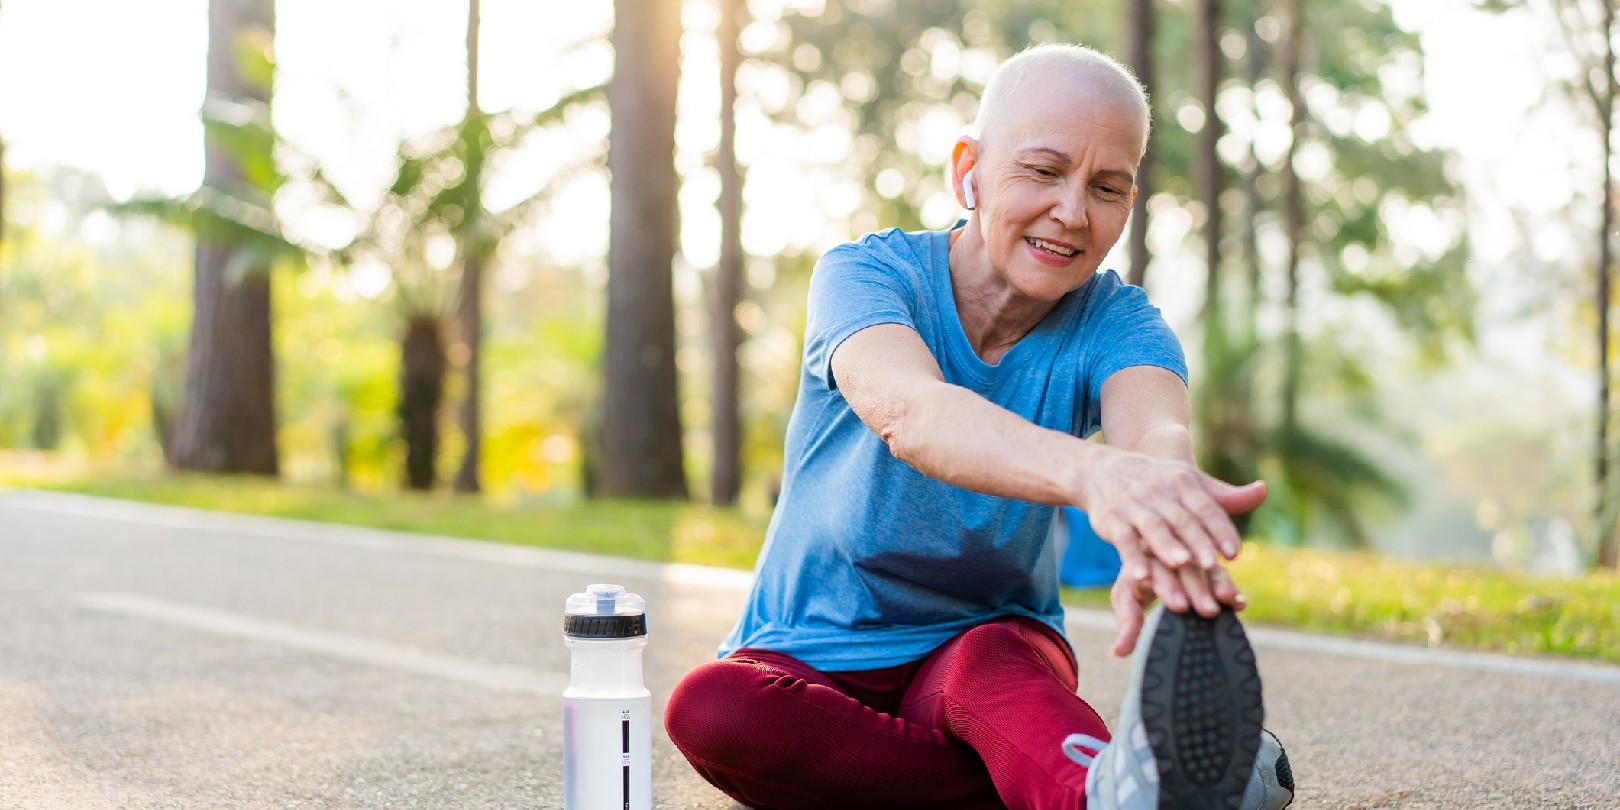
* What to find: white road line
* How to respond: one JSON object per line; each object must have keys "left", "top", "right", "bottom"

{"left": 78, "top": 592, "right": 567, "bottom": 696}
{"left": 13, "top": 489, "right": 1620, "bottom": 685}
{"left": 1, "top": 488, "right": 753, "bottom": 591}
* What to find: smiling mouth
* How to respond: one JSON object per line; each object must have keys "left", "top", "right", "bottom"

{"left": 1025, "top": 237, "right": 1079, "bottom": 258}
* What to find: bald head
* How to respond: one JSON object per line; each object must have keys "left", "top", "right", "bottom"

{"left": 973, "top": 44, "right": 1151, "bottom": 160}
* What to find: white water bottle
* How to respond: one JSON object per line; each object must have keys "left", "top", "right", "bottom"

{"left": 563, "top": 584, "right": 651, "bottom": 810}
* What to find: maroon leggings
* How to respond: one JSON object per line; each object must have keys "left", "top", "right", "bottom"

{"left": 664, "top": 616, "right": 1111, "bottom": 809}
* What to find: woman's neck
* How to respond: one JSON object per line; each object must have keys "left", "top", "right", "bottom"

{"left": 948, "top": 227, "right": 1059, "bottom": 364}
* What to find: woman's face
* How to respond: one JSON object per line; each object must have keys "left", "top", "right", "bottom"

{"left": 966, "top": 90, "right": 1143, "bottom": 303}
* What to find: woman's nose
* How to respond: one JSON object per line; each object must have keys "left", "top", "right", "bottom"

{"left": 1050, "top": 191, "right": 1089, "bottom": 230}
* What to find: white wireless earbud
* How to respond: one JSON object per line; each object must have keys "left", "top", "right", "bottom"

{"left": 962, "top": 168, "right": 977, "bottom": 210}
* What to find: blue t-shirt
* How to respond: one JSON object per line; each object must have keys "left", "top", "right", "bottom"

{"left": 719, "top": 226, "right": 1188, "bottom": 670}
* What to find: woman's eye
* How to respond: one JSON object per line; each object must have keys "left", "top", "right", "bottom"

{"left": 1033, "top": 167, "right": 1058, "bottom": 178}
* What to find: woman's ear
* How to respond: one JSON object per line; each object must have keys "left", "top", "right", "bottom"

{"left": 951, "top": 137, "right": 979, "bottom": 212}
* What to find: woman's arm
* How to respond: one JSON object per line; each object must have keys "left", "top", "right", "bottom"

{"left": 1096, "top": 365, "right": 1266, "bottom": 654}
{"left": 831, "top": 325, "right": 1264, "bottom": 583}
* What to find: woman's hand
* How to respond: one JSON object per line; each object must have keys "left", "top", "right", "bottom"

{"left": 1108, "top": 556, "right": 1246, "bottom": 657}
{"left": 1079, "top": 444, "right": 1265, "bottom": 572}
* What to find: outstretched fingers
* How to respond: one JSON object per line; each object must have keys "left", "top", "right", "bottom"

{"left": 1096, "top": 513, "right": 1209, "bottom": 612}
{"left": 1109, "top": 573, "right": 1151, "bottom": 657}
{"left": 1109, "top": 560, "right": 1246, "bottom": 656}
{"left": 1104, "top": 520, "right": 1152, "bottom": 582}
{"left": 1101, "top": 495, "right": 1229, "bottom": 574}
{"left": 1178, "top": 487, "right": 1243, "bottom": 560}
{"left": 1132, "top": 507, "right": 1200, "bottom": 570}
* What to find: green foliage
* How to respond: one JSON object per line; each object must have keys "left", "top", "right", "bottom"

{"left": 0, "top": 168, "right": 190, "bottom": 461}
{"left": 271, "top": 267, "right": 399, "bottom": 487}
{"left": 1191, "top": 0, "right": 1474, "bottom": 548}
{"left": 0, "top": 165, "right": 616, "bottom": 498}
{"left": 350, "top": 84, "right": 607, "bottom": 278}
{"left": 1258, "top": 424, "right": 1409, "bottom": 548}
{"left": 111, "top": 34, "right": 307, "bottom": 283}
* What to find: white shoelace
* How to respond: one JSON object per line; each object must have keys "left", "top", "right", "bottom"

{"left": 1061, "top": 732, "right": 1108, "bottom": 767}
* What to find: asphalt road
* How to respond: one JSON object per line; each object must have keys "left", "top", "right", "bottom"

{"left": 2, "top": 489, "right": 1617, "bottom": 809}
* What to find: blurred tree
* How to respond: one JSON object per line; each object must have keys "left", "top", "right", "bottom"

{"left": 1278, "top": 0, "right": 1303, "bottom": 441}
{"left": 321, "top": 165, "right": 461, "bottom": 492}
{"left": 1601, "top": 1, "right": 1616, "bottom": 569}
{"left": 1198, "top": 0, "right": 1471, "bottom": 548}
{"left": 712, "top": 0, "right": 748, "bottom": 506}
{"left": 1192, "top": 0, "right": 1265, "bottom": 535}
{"left": 1, "top": 167, "right": 193, "bottom": 462}
{"left": 1550, "top": 0, "right": 1619, "bottom": 569}
{"left": 297, "top": 6, "right": 602, "bottom": 492}
{"left": 1125, "top": 0, "right": 1156, "bottom": 286}
{"left": 402, "top": 317, "right": 447, "bottom": 491}
{"left": 602, "top": 0, "right": 687, "bottom": 498}
{"left": 1472, "top": 0, "right": 1618, "bottom": 569}
{"left": 317, "top": 83, "right": 602, "bottom": 490}
{"left": 1197, "top": 0, "right": 1223, "bottom": 322}
{"left": 453, "top": 0, "right": 485, "bottom": 494}
{"left": 171, "top": 0, "right": 280, "bottom": 475}
{"left": 1544, "top": 0, "right": 1619, "bottom": 570}
{"left": 1237, "top": 11, "right": 1263, "bottom": 322}
{"left": 1196, "top": 0, "right": 1270, "bottom": 531}
{"left": 1592, "top": 0, "right": 1617, "bottom": 570}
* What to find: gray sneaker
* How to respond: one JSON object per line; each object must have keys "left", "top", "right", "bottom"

{"left": 1062, "top": 604, "right": 1273, "bottom": 810}
{"left": 1241, "top": 729, "right": 1294, "bottom": 810}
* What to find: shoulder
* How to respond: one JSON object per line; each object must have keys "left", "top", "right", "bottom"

{"left": 820, "top": 227, "right": 941, "bottom": 273}
{"left": 1081, "top": 269, "right": 1130, "bottom": 304}
{"left": 1075, "top": 270, "right": 1160, "bottom": 319}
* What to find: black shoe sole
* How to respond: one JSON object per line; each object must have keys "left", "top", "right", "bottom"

{"left": 1141, "top": 608, "right": 1264, "bottom": 810}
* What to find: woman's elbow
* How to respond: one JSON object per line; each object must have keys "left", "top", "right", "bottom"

{"left": 847, "top": 386, "right": 918, "bottom": 460}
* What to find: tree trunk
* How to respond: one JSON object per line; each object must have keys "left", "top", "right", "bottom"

{"left": 603, "top": 0, "right": 687, "bottom": 499}
{"left": 1243, "top": 2, "right": 1266, "bottom": 329}
{"left": 1598, "top": 0, "right": 1618, "bottom": 570}
{"left": 452, "top": 240, "right": 484, "bottom": 494}
{"left": 171, "top": 0, "right": 278, "bottom": 476}
{"left": 1279, "top": 0, "right": 1304, "bottom": 438}
{"left": 401, "top": 316, "right": 447, "bottom": 491}
{"left": 453, "top": 0, "right": 484, "bottom": 494}
{"left": 1214, "top": 0, "right": 1269, "bottom": 534}
{"left": 711, "top": 0, "right": 745, "bottom": 506}
{"left": 1125, "top": 0, "right": 1155, "bottom": 287}
{"left": 1198, "top": 0, "right": 1223, "bottom": 320}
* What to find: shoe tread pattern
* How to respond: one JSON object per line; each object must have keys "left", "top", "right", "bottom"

{"left": 1141, "top": 609, "right": 1264, "bottom": 810}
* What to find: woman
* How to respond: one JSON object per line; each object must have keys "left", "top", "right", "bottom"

{"left": 665, "top": 44, "right": 1293, "bottom": 810}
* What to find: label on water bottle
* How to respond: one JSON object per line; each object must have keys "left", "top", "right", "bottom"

{"left": 563, "top": 696, "right": 651, "bottom": 810}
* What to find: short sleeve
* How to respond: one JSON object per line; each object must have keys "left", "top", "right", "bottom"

{"left": 1077, "top": 283, "right": 1188, "bottom": 436}
{"left": 802, "top": 243, "right": 919, "bottom": 390}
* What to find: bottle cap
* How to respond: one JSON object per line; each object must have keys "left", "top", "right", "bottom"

{"left": 563, "top": 583, "right": 648, "bottom": 638}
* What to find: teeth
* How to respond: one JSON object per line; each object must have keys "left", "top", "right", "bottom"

{"left": 1028, "top": 238, "right": 1078, "bottom": 257}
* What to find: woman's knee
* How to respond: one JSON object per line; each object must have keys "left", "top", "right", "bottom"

{"left": 663, "top": 659, "right": 764, "bottom": 760}
{"left": 948, "top": 617, "right": 1077, "bottom": 688}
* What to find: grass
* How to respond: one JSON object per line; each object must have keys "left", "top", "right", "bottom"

{"left": 6, "top": 462, "right": 1618, "bottom": 665}
{"left": 1063, "top": 543, "right": 1620, "bottom": 664}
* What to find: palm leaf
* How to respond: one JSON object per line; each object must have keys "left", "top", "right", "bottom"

{"left": 1268, "top": 424, "right": 1409, "bottom": 547}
